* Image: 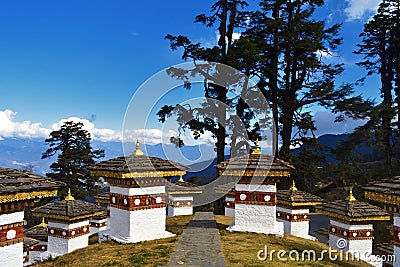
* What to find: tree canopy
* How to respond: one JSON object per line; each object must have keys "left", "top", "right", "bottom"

{"left": 160, "top": 0, "right": 371, "bottom": 183}
{"left": 42, "top": 121, "right": 105, "bottom": 199}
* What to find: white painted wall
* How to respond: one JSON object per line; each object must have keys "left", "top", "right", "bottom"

{"left": 98, "top": 230, "right": 109, "bottom": 243}
{"left": 235, "top": 184, "right": 276, "bottom": 192}
{"left": 0, "top": 211, "right": 24, "bottom": 226}
{"left": 28, "top": 250, "right": 48, "bottom": 264}
{"left": 47, "top": 234, "right": 89, "bottom": 256}
{"left": 109, "top": 206, "right": 173, "bottom": 243}
{"left": 329, "top": 234, "right": 373, "bottom": 259}
{"left": 0, "top": 242, "right": 23, "bottom": 267}
{"left": 394, "top": 246, "right": 400, "bottom": 267}
{"left": 168, "top": 206, "right": 193, "bottom": 217}
{"left": 328, "top": 220, "right": 378, "bottom": 265}
{"left": 167, "top": 195, "right": 193, "bottom": 217}
{"left": 395, "top": 215, "right": 400, "bottom": 227}
{"left": 276, "top": 207, "right": 314, "bottom": 240}
{"left": 47, "top": 219, "right": 90, "bottom": 256}
{"left": 228, "top": 203, "right": 283, "bottom": 235}
{"left": 110, "top": 185, "right": 165, "bottom": 196}
{"left": 330, "top": 220, "right": 372, "bottom": 231}
{"left": 48, "top": 220, "right": 89, "bottom": 230}
{"left": 276, "top": 207, "right": 309, "bottom": 214}
{"left": 277, "top": 219, "right": 313, "bottom": 240}
{"left": 394, "top": 215, "right": 400, "bottom": 267}
{"left": 67, "top": 235, "right": 89, "bottom": 253}
{"left": 225, "top": 207, "right": 235, "bottom": 217}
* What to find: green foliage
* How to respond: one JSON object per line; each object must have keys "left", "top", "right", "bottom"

{"left": 238, "top": 0, "right": 371, "bottom": 161}
{"left": 161, "top": 0, "right": 265, "bottom": 166}
{"left": 41, "top": 121, "right": 105, "bottom": 199}
{"left": 352, "top": 0, "right": 400, "bottom": 176}
{"left": 161, "top": 0, "right": 372, "bottom": 182}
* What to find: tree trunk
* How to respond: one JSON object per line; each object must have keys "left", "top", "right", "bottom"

{"left": 271, "top": 2, "right": 280, "bottom": 156}
{"left": 380, "top": 44, "right": 393, "bottom": 177}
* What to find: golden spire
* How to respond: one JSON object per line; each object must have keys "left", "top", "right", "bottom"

{"left": 251, "top": 138, "right": 261, "bottom": 155}
{"left": 346, "top": 187, "right": 356, "bottom": 202}
{"left": 65, "top": 188, "right": 75, "bottom": 201}
{"left": 39, "top": 217, "right": 47, "bottom": 227}
{"left": 290, "top": 180, "right": 298, "bottom": 191}
{"left": 133, "top": 139, "right": 144, "bottom": 156}
{"left": 178, "top": 174, "right": 184, "bottom": 182}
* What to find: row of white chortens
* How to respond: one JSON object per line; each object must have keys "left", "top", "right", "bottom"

{"left": 0, "top": 141, "right": 399, "bottom": 267}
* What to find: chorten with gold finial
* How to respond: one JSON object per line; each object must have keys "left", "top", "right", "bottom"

{"left": 89, "top": 140, "right": 188, "bottom": 243}
{"left": 31, "top": 189, "right": 105, "bottom": 257}
{"left": 315, "top": 187, "right": 389, "bottom": 263}
{"left": 276, "top": 180, "right": 322, "bottom": 240}
{"left": 215, "top": 139, "right": 294, "bottom": 235}
{"left": 24, "top": 217, "right": 48, "bottom": 264}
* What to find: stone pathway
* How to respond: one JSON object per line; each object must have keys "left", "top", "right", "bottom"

{"left": 165, "top": 212, "right": 226, "bottom": 267}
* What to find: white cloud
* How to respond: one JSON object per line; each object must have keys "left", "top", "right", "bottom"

{"left": 314, "top": 111, "right": 366, "bottom": 136}
{"left": 0, "top": 110, "right": 50, "bottom": 139}
{"left": 316, "top": 49, "right": 334, "bottom": 58}
{"left": 0, "top": 110, "right": 120, "bottom": 142}
{"left": 123, "top": 128, "right": 173, "bottom": 145}
{"left": 232, "top": 32, "right": 241, "bottom": 41}
{"left": 0, "top": 109, "right": 219, "bottom": 146}
{"left": 326, "top": 13, "right": 333, "bottom": 24}
{"left": 123, "top": 128, "right": 215, "bottom": 146}
{"left": 51, "top": 117, "right": 121, "bottom": 142}
{"left": 216, "top": 32, "right": 241, "bottom": 44}
{"left": 344, "top": 0, "right": 382, "bottom": 21}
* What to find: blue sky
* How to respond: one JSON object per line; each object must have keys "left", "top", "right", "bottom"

{"left": 0, "top": 0, "right": 384, "bottom": 144}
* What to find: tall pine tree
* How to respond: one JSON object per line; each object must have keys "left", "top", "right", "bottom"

{"left": 42, "top": 121, "right": 105, "bottom": 198}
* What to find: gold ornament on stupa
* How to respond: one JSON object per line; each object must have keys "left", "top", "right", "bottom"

{"left": 133, "top": 139, "right": 144, "bottom": 156}
{"left": 251, "top": 139, "right": 261, "bottom": 155}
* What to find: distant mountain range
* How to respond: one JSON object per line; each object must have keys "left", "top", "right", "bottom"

{"left": 0, "top": 134, "right": 378, "bottom": 182}
{"left": 0, "top": 137, "right": 217, "bottom": 177}
{"left": 292, "top": 134, "right": 377, "bottom": 163}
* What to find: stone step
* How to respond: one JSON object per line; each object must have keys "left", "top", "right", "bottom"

{"left": 165, "top": 212, "right": 227, "bottom": 267}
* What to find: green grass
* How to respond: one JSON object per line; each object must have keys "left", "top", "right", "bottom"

{"left": 33, "top": 215, "right": 372, "bottom": 267}
{"left": 215, "top": 215, "right": 372, "bottom": 267}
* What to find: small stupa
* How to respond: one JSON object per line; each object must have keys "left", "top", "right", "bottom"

{"left": 276, "top": 180, "right": 322, "bottom": 240}
{"left": 31, "top": 189, "right": 105, "bottom": 257}
{"left": 316, "top": 187, "right": 389, "bottom": 265}
{"left": 89, "top": 140, "right": 188, "bottom": 243}
{"left": 215, "top": 139, "right": 294, "bottom": 235}
{"left": 166, "top": 178, "right": 202, "bottom": 217}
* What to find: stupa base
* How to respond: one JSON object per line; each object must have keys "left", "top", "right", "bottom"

{"left": 109, "top": 231, "right": 175, "bottom": 244}
{"left": 227, "top": 221, "right": 284, "bottom": 236}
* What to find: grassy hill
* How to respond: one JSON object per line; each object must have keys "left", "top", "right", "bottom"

{"left": 33, "top": 215, "right": 370, "bottom": 267}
